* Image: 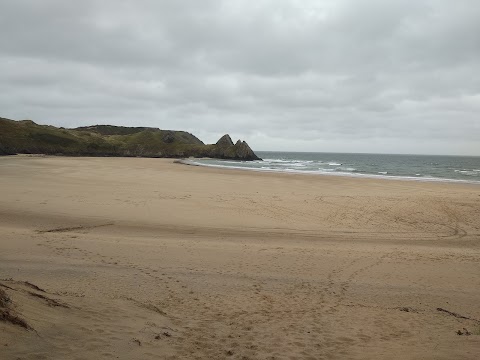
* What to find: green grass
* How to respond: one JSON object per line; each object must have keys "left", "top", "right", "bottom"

{"left": 0, "top": 117, "right": 260, "bottom": 160}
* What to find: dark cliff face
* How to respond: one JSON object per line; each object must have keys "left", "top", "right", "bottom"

{"left": 208, "top": 135, "right": 261, "bottom": 161}
{"left": 0, "top": 117, "right": 261, "bottom": 161}
{"left": 215, "top": 134, "right": 234, "bottom": 146}
{"left": 236, "top": 141, "right": 261, "bottom": 161}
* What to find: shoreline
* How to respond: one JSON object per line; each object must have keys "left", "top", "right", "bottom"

{"left": 6, "top": 154, "right": 480, "bottom": 186}
{"left": 178, "top": 157, "right": 480, "bottom": 186}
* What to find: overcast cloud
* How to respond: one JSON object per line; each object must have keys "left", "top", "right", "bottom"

{"left": 1, "top": 0, "right": 479, "bottom": 155}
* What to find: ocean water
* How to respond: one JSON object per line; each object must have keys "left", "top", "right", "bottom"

{"left": 187, "top": 151, "right": 480, "bottom": 184}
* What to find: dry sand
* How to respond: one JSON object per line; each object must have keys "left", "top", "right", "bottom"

{"left": 0, "top": 155, "right": 479, "bottom": 359}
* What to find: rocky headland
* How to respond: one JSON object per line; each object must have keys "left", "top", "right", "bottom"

{"left": 0, "top": 117, "right": 261, "bottom": 161}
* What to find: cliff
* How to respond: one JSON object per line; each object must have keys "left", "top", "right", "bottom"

{"left": 208, "top": 137, "right": 260, "bottom": 161}
{"left": 0, "top": 117, "right": 261, "bottom": 161}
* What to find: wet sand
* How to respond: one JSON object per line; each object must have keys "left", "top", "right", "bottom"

{"left": 1, "top": 155, "right": 479, "bottom": 359}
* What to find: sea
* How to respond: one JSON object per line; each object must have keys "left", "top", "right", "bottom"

{"left": 187, "top": 151, "right": 480, "bottom": 184}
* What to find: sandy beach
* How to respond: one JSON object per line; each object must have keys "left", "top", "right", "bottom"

{"left": 1, "top": 155, "right": 479, "bottom": 359}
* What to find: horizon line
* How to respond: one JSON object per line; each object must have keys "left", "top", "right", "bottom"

{"left": 255, "top": 150, "right": 480, "bottom": 157}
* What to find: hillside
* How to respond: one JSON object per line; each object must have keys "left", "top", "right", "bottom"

{"left": 0, "top": 117, "right": 261, "bottom": 161}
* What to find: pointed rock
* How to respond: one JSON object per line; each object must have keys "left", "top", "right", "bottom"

{"left": 210, "top": 136, "right": 261, "bottom": 161}
{"left": 232, "top": 140, "right": 261, "bottom": 161}
{"left": 216, "top": 134, "right": 234, "bottom": 146}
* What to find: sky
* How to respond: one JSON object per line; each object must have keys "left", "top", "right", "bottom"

{"left": 1, "top": 0, "right": 479, "bottom": 155}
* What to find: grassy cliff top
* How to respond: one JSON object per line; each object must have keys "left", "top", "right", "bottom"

{"left": 0, "top": 117, "right": 260, "bottom": 161}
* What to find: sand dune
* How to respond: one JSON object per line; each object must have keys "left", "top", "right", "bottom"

{"left": 1, "top": 156, "right": 479, "bottom": 359}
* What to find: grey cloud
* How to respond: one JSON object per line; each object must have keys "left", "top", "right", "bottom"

{"left": 0, "top": 0, "right": 479, "bottom": 154}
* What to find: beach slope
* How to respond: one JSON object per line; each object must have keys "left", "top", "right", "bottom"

{"left": 1, "top": 156, "right": 479, "bottom": 359}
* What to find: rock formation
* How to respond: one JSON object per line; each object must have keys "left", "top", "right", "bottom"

{"left": 210, "top": 135, "right": 261, "bottom": 161}
{"left": 0, "top": 117, "right": 261, "bottom": 161}
{"left": 216, "top": 134, "right": 234, "bottom": 146}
